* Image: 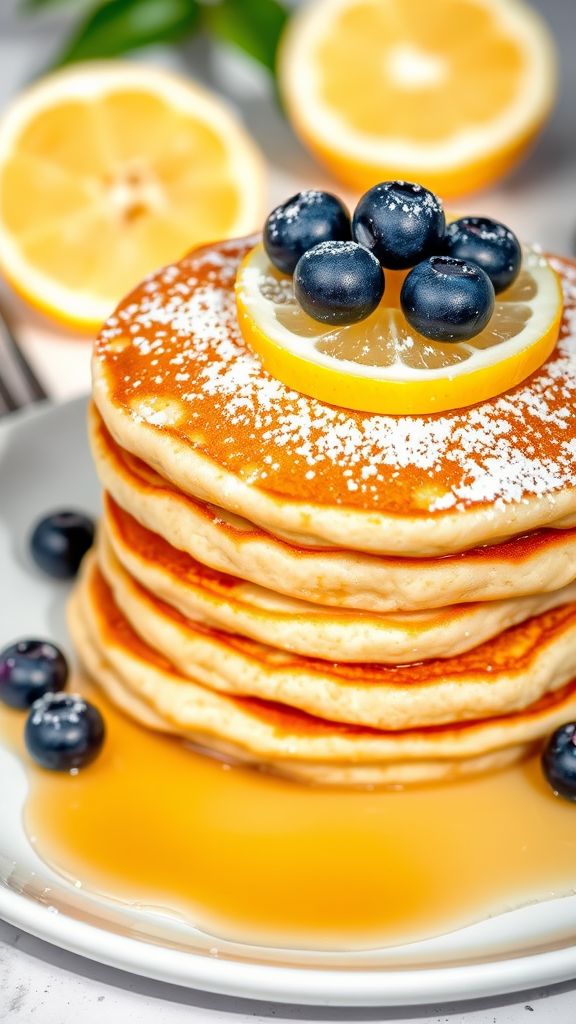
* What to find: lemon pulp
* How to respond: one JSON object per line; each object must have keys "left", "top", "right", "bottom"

{"left": 235, "top": 244, "right": 562, "bottom": 415}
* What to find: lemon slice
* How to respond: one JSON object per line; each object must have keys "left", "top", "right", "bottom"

{"left": 235, "top": 243, "right": 563, "bottom": 415}
{"left": 0, "top": 62, "right": 265, "bottom": 331}
{"left": 279, "top": 0, "right": 556, "bottom": 197}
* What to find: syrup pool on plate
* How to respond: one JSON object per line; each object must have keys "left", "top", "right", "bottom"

{"left": 1, "top": 673, "right": 575, "bottom": 951}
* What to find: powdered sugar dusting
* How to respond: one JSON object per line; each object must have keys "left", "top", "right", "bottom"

{"left": 266, "top": 190, "right": 328, "bottom": 238}
{"left": 96, "top": 239, "right": 576, "bottom": 514}
{"left": 363, "top": 180, "right": 442, "bottom": 220}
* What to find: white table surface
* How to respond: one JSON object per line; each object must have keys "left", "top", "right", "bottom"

{"left": 1, "top": 0, "right": 575, "bottom": 1020}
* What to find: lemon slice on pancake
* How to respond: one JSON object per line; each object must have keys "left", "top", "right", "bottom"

{"left": 235, "top": 243, "right": 562, "bottom": 415}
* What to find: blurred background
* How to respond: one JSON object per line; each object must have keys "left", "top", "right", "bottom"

{"left": 0, "top": 0, "right": 574, "bottom": 403}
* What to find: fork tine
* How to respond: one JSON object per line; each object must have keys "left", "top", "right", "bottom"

{"left": 0, "top": 305, "right": 48, "bottom": 403}
{"left": 0, "top": 367, "right": 20, "bottom": 414}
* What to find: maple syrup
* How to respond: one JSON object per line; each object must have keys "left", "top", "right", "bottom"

{"left": 1, "top": 676, "right": 575, "bottom": 951}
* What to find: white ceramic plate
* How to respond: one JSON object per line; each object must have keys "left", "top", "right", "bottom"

{"left": 1, "top": 397, "right": 575, "bottom": 1007}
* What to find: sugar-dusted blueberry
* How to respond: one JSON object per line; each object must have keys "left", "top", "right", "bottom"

{"left": 542, "top": 723, "right": 576, "bottom": 802}
{"left": 444, "top": 216, "right": 522, "bottom": 293}
{"left": 0, "top": 639, "right": 68, "bottom": 710}
{"left": 401, "top": 256, "right": 495, "bottom": 342}
{"left": 30, "top": 510, "right": 95, "bottom": 580}
{"left": 25, "top": 692, "right": 105, "bottom": 771}
{"left": 264, "top": 190, "right": 351, "bottom": 275}
{"left": 294, "top": 240, "right": 384, "bottom": 326}
{"left": 352, "top": 180, "right": 445, "bottom": 270}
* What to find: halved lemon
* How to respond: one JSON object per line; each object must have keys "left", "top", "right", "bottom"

{"left": 235, "top": 243, "right": 563, "bottom": 415}
{"left": 279, "top": 0, "right": 556, "bottom": 197}
{"left": 0, "top": 62, "right": 265, "bottom": 331}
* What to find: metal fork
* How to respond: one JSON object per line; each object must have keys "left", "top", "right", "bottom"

{"left": 0, "top": 304, "right": 48, "bottom": 417}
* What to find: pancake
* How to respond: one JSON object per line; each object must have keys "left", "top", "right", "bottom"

{"left": 70, "top": 559, "right": 576, "bottom": 786}
{"left": 102, "top": 496, "right": 576, "bottom": 663}
{"left": 92, "top": 238, "right": 576, "bottom": 556}
{"left": 94, "top": 545, "right": 576, "bottom": 730}
{"left": 90, "top": 406, "right": 576, "bottom": 612}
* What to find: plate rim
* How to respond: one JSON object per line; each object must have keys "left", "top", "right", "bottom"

{"left": 1, "top": 397, "right": 575, "bottom": 1007}
{"left": 2, "top": 884, "right": 576, "bottom": 1007}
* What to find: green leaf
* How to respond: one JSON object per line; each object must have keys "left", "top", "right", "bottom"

{"left": 53, "top": 0, "right": 200, "bottom": 66}
{"left": 23, "top": 0, "right": 88, "bottom": 8}
{"left": 204, "top": 0, "right": 289, "bottom": 74}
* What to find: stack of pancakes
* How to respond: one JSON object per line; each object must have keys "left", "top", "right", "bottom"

{"left": 69, "top": 238, "right": 576, "bottom": 785}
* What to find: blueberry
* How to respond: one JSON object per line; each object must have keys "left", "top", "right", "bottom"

{"left": 353, "top": 180, "right": 445, "bottom": 270}
{"left": 30, "top": 510, "right": 95, "bottom": 580}
{"left": 264, "top": 190, "right": 351, "bottom": 275}
{"left": 542, "top": 723, "right": 576, "bottom": 801}
{"left": 401, "top": 256, "right": 495, "bottom": 342}
{"left": 25, "top": 692, "right": 105, "bottom": 771}
{"left": 444, "top": 216, "right": 522, "bottom": 293}
{"left": 0, "top": 640, "right": 68, "bottom": 710}
{"left": 294, "top": 241, "right": 384, "bottom": 326}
